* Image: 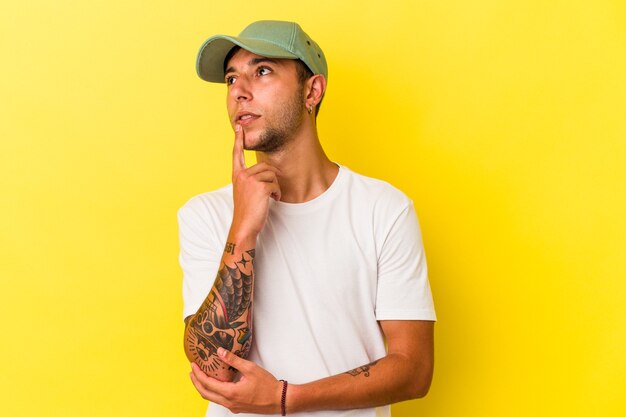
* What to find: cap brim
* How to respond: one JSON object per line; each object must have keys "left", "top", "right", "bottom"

{"left": 196, "top": 35, "right": 299, "bottom": 83}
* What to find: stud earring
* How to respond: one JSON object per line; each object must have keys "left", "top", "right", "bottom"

{"left": 307, "top": 104, "right": 313, "bottom": 114}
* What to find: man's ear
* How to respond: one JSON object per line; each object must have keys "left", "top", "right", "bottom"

{"left": 305, "top": 74, "right": 326, "bottom": 107}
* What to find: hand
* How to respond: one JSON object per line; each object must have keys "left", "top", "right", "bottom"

{"left": 190, "top": 347, "right": 283, "bottom": 415}
{"left": 230, "top": 124, "right": 281, "bottom": 238}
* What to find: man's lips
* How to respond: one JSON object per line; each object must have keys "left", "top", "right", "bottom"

{"left": 235, "top": 112, "right": 260, "bottom": 126}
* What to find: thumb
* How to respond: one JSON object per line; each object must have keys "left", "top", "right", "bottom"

{"left": 218, "top": 347, "right": 251, "bottom": 373}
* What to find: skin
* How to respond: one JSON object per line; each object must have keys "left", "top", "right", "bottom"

{"left": 185, "top": 48, "right": 435, "bottom": 413}
{"left": 225, "top": 55, "right": 306, "bottom": 154}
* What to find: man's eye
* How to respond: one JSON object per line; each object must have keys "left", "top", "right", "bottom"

{"left": 258, "top": 67, "right": 272, "bottom": 76}
{"left": 225, "top": 76, "right": 236, "bottom": 85}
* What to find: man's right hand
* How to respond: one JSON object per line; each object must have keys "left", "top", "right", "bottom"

{"left": 230, "top": 124, "right": 281, "bottom": 239}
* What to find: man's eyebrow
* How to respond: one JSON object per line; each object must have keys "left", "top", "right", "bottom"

{"left": 249, "top": 57, "right": 279, "bottom": 66}
{"left": 224, "top": 58, "right": 280, "bottom": 76}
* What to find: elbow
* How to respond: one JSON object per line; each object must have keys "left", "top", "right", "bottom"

{"left": 182, "top": 324, "right": 196, "bottom": 363}
{"left": 183, "top": 343, "right": 195, "bottom": 364}
{"left": 405, "top": 378, "right": 432, "bottom": 400}
{"left": 410, "top": 381, "right": 431, "bottom": 399}
{"left": 182, "top": 316, "right": 203, "bottom": 364}
{"left": 406, "top": 366, "right": 433, "bottom": 399}
{"left": 182, "top": 318, "right": 238, "bottom": 382}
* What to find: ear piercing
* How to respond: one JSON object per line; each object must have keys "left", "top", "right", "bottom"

{"left": 307, "top": 104, "right": 313, "bottom": 114}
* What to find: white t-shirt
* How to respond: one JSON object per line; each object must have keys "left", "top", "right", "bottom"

{"left": 178, "top": 166, "right": 436, "bottom": 417}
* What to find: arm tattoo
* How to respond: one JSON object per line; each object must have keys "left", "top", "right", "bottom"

{"left": 346, "top": 360, "right": 380, "bottom": 377}
{"left": 185, "top": 248, "right": 255, "bottom": 377}
{"left": 224, "top": 241, "right": 236, "bottom": 255}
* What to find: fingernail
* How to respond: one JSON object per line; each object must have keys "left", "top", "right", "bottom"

{"left": 235, "top": 124, "right": 241, "bottom": 132}
{"left": 218, "top": 347, "right": 226, "bottom": 357}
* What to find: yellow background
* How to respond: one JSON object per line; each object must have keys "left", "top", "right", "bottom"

{"left": 1, "top": 1, "right": 624, "bottom": 416}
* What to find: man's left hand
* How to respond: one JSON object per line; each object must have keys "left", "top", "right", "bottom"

{"left": 190, "top": 347, "right": 283, "bottom": 415}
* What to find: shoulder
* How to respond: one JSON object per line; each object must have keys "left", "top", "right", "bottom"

{"left": 178, "top": 184, "right": 233, "bottom": 224}
{"left": 340, "top": 166, "right": 413, "bottom": 213}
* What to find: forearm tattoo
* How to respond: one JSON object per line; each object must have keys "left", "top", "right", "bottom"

{"left": 346, "top": 360, "right": 380, "bottom": 377}
{"left": 185, "top": 245, "right": 255, "bottom": 377}
{"left": 224, "top": 242, "right": 236, "bottom": 255}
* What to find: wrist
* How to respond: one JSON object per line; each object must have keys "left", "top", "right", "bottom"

{"left": 279, "top": 380, "right": 288, "bottom": 416}
{"left": 284, "top": 382, "right": 306, "bottom": 414}
{"left": 226, "top": 227, "right": 258, "bottom": 250}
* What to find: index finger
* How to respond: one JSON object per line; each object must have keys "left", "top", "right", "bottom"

{"left": 232, "top": 124, "right": 246, "bottom": 175}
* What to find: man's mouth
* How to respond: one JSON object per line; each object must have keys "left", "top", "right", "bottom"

{"left": 236, "top": 112, "right": 260, "bottom": 125}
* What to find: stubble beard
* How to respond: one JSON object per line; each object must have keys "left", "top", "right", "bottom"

{"left": 246, "top": 86, "right": 305, "bottom": 153}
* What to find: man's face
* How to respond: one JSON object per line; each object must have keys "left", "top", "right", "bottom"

{"left": 224, "top": 48, "right": 306, "bottom": 152}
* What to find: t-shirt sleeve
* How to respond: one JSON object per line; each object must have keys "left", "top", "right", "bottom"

{"left": 375, "top": 201, "right": 436, "bottom": 321}
{"left": 178, "top": 198, "right": 222, "bottom": 321}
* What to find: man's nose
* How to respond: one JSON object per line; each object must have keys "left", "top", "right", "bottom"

{"left": 230, "top": 77, "right": 252, "bottom": 102}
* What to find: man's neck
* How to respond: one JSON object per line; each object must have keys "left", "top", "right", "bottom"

{"left": 255, "top": 131, "right": 338, "bottom": 204}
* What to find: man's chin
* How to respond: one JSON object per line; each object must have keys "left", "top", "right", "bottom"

{"left": 242, "top": 127, "right": 287, "bottom": 153}
{"left": 241, "top": 132, "right": 260, "bottom": 151}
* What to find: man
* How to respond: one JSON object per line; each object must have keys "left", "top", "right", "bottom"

{"left": 178, "top": 20, "right": 436, "bottom": 417}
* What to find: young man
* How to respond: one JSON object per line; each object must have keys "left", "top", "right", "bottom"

{"left": 179, "top": 20, "right": 436, "bottom": 417}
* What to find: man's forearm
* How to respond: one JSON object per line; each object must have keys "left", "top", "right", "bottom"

{"left": 285, "top": 351, "right": 433, "bottom": 413}
{"left": 184, "top": 233, "right": 256, "bottom": 381}
{"left": 284, "top": 320, "right": 435, "bottom": 413}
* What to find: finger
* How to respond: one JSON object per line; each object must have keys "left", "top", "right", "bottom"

{"left": 232, "top": 124, "right": 246, "bottom": 176}
{"left": 218, "top": 347, "right": 254, "bottom": 374}
{"left": 190, "top": 369, "right": 228, "bottom": 403}
{"left": 244, "top": 161, "right": 281, "bottom": 176}
{"left": 271, "top": 190, "right": 281, "bottom": 201}
{"left": 266, "top": 182, "right": 281, "bottom": 201}
{"left": 252, "top": 170, "right": 280, "bottom": 184}
{"left": 190, "top": 362, "right": 231, "bottom": 397}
